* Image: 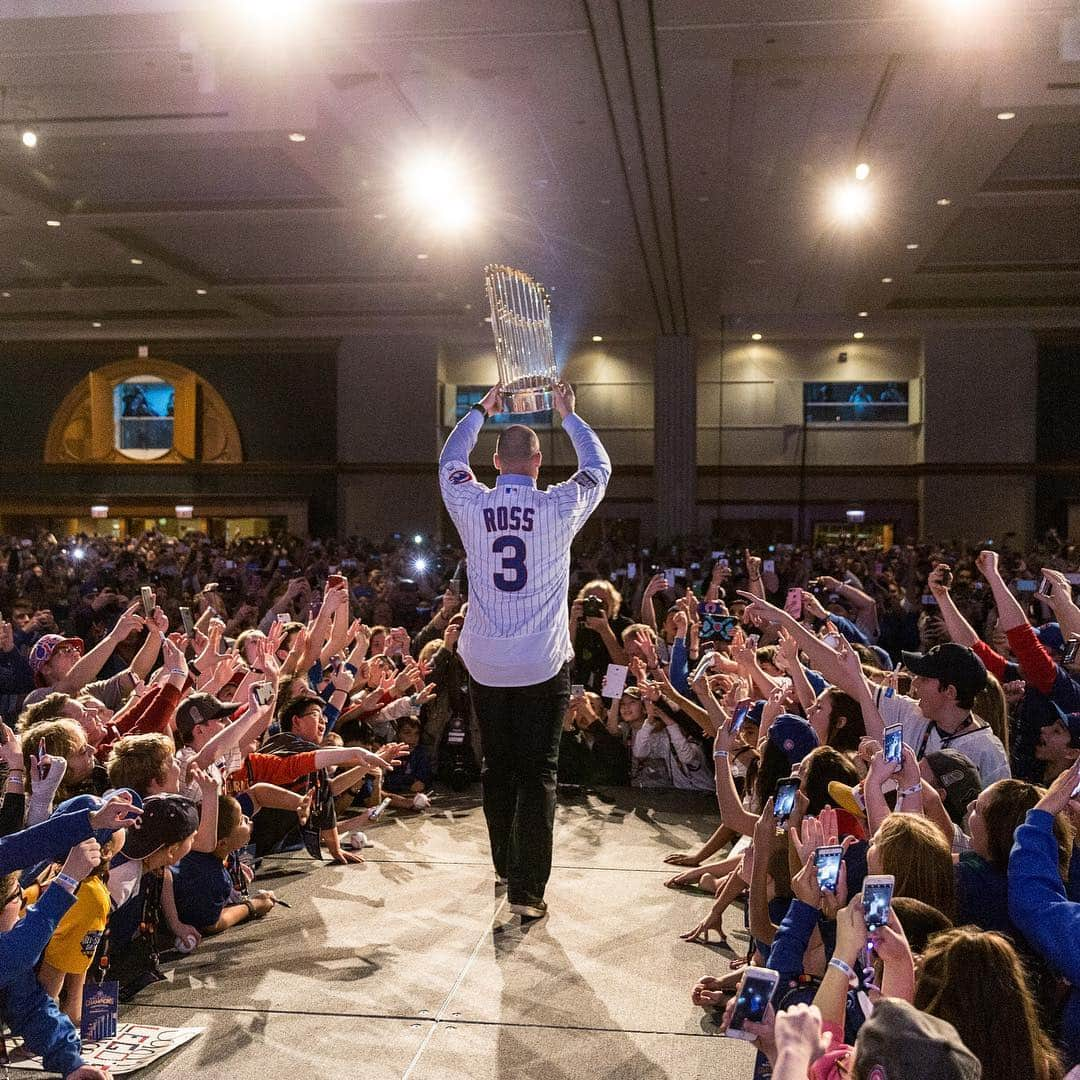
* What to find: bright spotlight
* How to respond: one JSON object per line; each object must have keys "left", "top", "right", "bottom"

{"left": 401, "top": 151, "right": 476, "bottom": 231}
{"left": 854, "top": 162, "right": 870, "bottom": 181}
{"left": 831, "top": 181, "right": 872, "bottom": 223}
{"left": 72, "top": 547, "right": 85, "bottom": 560}
{"left": 413, "top": 534, "right": 423, "bottom": 545}
{"left": 21, "top": 129, "right": 37, "bottom": 148}
{"left": 413, "top": 557, "right": 429, "bottom": 574}
{"left": 234, "top": 0, "right": 310, "bottom": 22}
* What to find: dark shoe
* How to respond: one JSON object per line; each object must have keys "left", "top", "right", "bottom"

{"left": 509, "top": 899, "right": 548, "bottom": 920}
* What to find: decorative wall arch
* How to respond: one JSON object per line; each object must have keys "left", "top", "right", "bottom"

{"left": 44, "top": 357, "right": 243, "bottom": 464}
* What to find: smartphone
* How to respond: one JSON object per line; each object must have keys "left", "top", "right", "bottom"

{"left": 179, "top": 606, "right": 194, "bottom": 639}
{"left": 692, "top": 652, "right": 716, "bottom": 682}
{"left": 1065, "top": 639, "right": 1080, "bottom": 665}
{"left": 602, "top": 663, "right": 629, "bottom": 699}
{"left": 884, "top": 724, "right": 903, "bottom": 772}
{"left": 774, "top": 777, "right": 799, "bottom": 825}
{"left": 814, "top": 844, "right": 844, "bottom": 893}
{"left": 1038, "top": 576, "right": 1054, "bottom": 597}
{"left": 726, "top": 966, "right": 780, "bottom": 1040}
{"left": 822, "top": 633, "right": 842, "bottom": 650}
{"left": 1016, "top": 579, "right": 1037, "bottom": 593}
{"left": 863, "top": 874, "right": 895, "bottom": 934}
{"left": 368, "top": 796, "right": 392, "bottom": 821}
{"left": 785, "top": 588, "right": 802, "bottom": 620}
{"left": 921, "top": 594, "right": 938, "bottom": 606}
{"left": 571, "top": 683, "right": 585, "bottom": 698}
{"left": 252, "top": 681, "right": 274, "bottom": 706}
{"left": 225, "top": 559, "right": 236, "bottom": 570}
{"left": 762, "top": 559, "right": 775, "bottom": 574}
{"left": 626, "top": 562, "right": 637, "bottom": 581}
{"left": 137, "top": 585, "right": 154, "bottom": 619}
{"left": 730, "top": 699, "right": 751, "bottom": 735}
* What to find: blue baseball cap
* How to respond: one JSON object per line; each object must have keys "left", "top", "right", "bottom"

{"left": 54, "top": 790, "right": 142, "bottom": 845}
{"left": 1036, "top": 622, "right": 1066, "bottom": 656}
{"left": 768, "top": 714, "right": 819, "bottom": 765}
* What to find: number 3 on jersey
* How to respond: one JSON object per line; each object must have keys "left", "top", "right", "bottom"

{"left": 492, "top": 535, "right": 528, "bottom": 592}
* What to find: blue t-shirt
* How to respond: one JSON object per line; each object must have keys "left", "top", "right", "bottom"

{"left": 383, "top": 744, "right": 433, "bottom": 794}
{"left": 171, "top": 852, "right": 232, "bottom": 932}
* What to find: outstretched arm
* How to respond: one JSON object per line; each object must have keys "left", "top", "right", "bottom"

{"left": 553, "top": 381, "right": 612, "bottom": 483}
{"left": 439, "top": 385, "right": 502, "bottom": 470}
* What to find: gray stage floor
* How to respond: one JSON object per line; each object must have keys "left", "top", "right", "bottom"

{"left": 124, "top": 788, "right": 757, "bottom": 1079}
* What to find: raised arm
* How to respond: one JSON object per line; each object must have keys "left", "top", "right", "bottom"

{"left": 978, "top": 549, "right": 1029, "bottom": 634}
{"left": 1041, "top": 568, "right": 1080, "bottom": 643}
{"left": 58, "top": 602, "right": 144, "bottom": 693}
{"left": 553, "top": 381, "right": 612, "bottom": 483}
{"left": 926, "top": 564, "right": 979, "bottom": 648}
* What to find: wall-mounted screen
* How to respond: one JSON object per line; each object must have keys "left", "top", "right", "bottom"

{"left": 114, "top": 376, "right": 175, "bottom": 459}
{"left": 803, "top": 381, "right": 909, "bottom": 424}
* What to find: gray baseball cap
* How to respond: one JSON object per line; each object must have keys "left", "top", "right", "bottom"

{"left": 855, "top": 999, "right": 981, "bottom": 1080}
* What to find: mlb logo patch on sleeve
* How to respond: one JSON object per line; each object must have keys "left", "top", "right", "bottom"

{"left": 572, "top": 470, "right": 598, "bottom": 490}
{"left": 449, "top": 469, "right": 473, "bottom": 485}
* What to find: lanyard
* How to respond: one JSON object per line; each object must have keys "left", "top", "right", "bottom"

{"left": 915, "top": 713, "right": 978, "bottom": 759}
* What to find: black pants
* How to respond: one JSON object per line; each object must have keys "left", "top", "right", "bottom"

{"left": 469, "top": 664, "right": 570, "bottom": 905}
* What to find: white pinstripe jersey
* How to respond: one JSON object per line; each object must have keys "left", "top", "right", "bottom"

{"left": 439, "top": 410, "right": 611, "bottom": 687}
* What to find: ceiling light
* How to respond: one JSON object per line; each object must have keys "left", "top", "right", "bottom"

{"left": 853, "top": 331, "right": 865, "bottom": 339}
{"left": 195, "top": 288, "right": 207, "bottom": 295}
{"left": 20, "top": 129, "right": 37, "bottom": 148}
{"left": 288, "top": 132, "right": 306, "bottom": 142}
{"left": 854, "top": 162, "right": 870, "bottom": 181}
{"left": 905, "top": 242, "right": 919, "bottom": 250}
{"left": 881, "top": 276, "right": 893, "bottom": 283}
{"left": 1, "top": 292, "right": 9, "bottom": 298}
{"left": 996, "top": 111, "right": 1016, "bottom": 120}
{"left": 45, "top": 219, "right": 60, "bottom": 227}
{"left": 830, "top": 181, "right": 871, "bottom": 223}
{"left": 858, "top": 311, "right": 869, "bottom": 317}
{"left": 936, "top": 197, "right": 952, "bottom": 206}
{"left": 400, "top": 150, "right": 478, "bottom": 232}
{"left": 373, "top": 212, "right": 387, "bottom": 220}
{"left": 91, "top": 321, "right": 102, "bottom": 328}
{"left": 591, "top": 335, "right": 603, "bottom": 342}
{"left": 751, "top": 332, "right": 763, "bottom": 341}
{"left": 416, "top": 252, "right": 429, "bottom": 260}
{"left": 129, "top": 257, "right": 143, "bottom": 265}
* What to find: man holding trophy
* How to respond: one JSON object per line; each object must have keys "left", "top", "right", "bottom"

{"left": 438, "top": 266, "right": 611, "bottom": 920}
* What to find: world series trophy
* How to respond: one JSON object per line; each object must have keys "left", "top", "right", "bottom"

{"left": 483, "top": 264, "right": 559, "bottom": 413}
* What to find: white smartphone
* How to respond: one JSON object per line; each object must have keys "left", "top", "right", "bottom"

{"left": 726, "top": 966, "right": 780, "bottom": 1039}
{"left": 863, "top": 874, "right": 895, "bottom": 934}
{"left": 179, "top": 606, "right": 194, "bottom": 639}
{"left": 571, "top": 683, "right": 585, "bottom": 698}
{"left": 602, "top": 663, "right": 629, "bottom": 700}
{"left": 252, "top": 681, "right": 274, "bottom": 707}
{"left": 814, "top": 845, "right": 844, "bottom": 893}
{"left": 140, "top": 585, "right": 155, "bottom": 619}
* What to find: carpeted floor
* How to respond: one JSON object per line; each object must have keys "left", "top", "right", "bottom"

{"left": 123, "top": 788, "right": 757, "bottom": 1078}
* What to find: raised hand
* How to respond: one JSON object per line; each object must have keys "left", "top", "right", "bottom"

{"left": 551, "top": 380, "right": 575, "bottom": 419}
{"left": 976, "top": 548, "right": 1000, "bottom": 581}
{"left": 0, "top": 721, "right": 22, "bottom": 772}
{"left": 479, "top": 383, "right": 505, "bottom": 417}
{"left": 61, "top": 838, "right": 102, "bottom": 881}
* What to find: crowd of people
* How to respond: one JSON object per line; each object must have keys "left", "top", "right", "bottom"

{"left": 3, "top": 525, "right": 1080, "bottom": 1077}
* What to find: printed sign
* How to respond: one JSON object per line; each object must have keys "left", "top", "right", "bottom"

{"left": 8, "top": 1023, "right": 202, "bottom": 1075}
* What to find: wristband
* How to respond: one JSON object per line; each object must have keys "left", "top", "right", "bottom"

{"left": 243, "top": 897, "right": 258, "bottom": 918}
{"left": 168, "top": 668, "right": 186, "bottom": 676}
{"left": 470, "top": 403, "right": 487, "bottom": 419}
{"left": 712, "top": 749, "right": 728, "bottom": 760}
{"left": 828, "top": 957, "right": 855, "bottom": 980}
{"left": 54, "top": 872, "right": 80, "bottom": 895}
{"left": 899, "top": 782, "right": 922, "bottom": 798}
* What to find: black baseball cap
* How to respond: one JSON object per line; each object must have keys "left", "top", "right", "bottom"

{"left": 902, "top": 643, "right": 987, "bottom": 703}
{"left": 923, "top": 749, "right": 983, "bottom": 824}
{"left": 175, "top": 692, "right": 238, "bottom": 743}
{"left": 122, "top": 794, "right": 200, "bottom": 860}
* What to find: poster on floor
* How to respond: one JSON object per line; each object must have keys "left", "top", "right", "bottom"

{"left": 6, "top": 1023, "right": 203, "bottom": 1075}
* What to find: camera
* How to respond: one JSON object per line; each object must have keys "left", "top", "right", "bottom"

{"left": 582, "top": 596, "right": 603, "bottom": 619}
{"left": 438, "top": 717, "right": 478, "bottom": 791}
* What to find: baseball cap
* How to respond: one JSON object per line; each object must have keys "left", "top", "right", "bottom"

{"left": 122, "top": 794, "right": 200, "bottom": 860}
{"left": 901, "top": 643, "right": 987, "bottom": 702}
{"left": 767, "top": 714, "right": 819, "bottom": 766}
{"left": 52, "top": 793, "right": 139, "bottom": 845}
{"left": 854, "top": 999, "right": 981, "bottom": 1080}
{"left": 175, "top": 692, "right": 238, "bottom": 743}
{"left": 1036, "top": 621, "right": 1066, "bottom": 656}
{"left": 28, "top": 633, "right": 84, "bottom": 678}
{"left": 923, "top": 749, "right": 983, "bottom": 825}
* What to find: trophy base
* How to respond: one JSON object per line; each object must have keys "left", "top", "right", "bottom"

{"left": 504, "top": 386, "right": 554, "bottom": 414}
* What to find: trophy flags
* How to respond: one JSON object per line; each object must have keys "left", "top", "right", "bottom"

{"left": 483, "top": 265, "right": 560, "bottom": 414}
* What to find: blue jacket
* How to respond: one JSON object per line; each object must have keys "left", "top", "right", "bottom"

{"left": 0, "top": 883, "right": 85, "bottom": 1076}
{"left": 0, "top": 809, "right": 93, "bottom": 875}
{"left": 1009, "top": 808, "right": 1080, "bottom": 1066}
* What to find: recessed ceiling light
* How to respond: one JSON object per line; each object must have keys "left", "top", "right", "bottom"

{"left": 591, "top": 335, "right": 603, "bottom": 342}
{"left": 1, "top": 292, "right": 9, "bottom": 298}
{"left": 905, "top": 242, "right": 919, "bottom": 250}
{"left": 853, "top": 331, "right": 865, "bottom": 339}
{"left": 858, "top": 310, "right": 869, "bottom": 317}
{"left": 854, "top": 162, "right": 870, "bottom": 181}
{"left": 288, "top": 132, "right": 306, "bottom": 142}
{"left": 195, "top": 288, "right": 207, "bottom": 295}
{"left": 697, "top": 195, "right": 709, "bottom": 203}
{"left": 599, "top": 198, "right": 611, "bottom": 205}
{"left": 936, "top": 197, "right": 951, "bottom": 206}
{"left": 21, "top": 129, "right": 37, "bottom": 148}
{"left": 881, "top": 276, "right": 893, "bottom": 283}
{"left": 416, "top": 253, "right": 429, "bottom": 260}
{"left": 751, "top": 332, "right": 763, "bottom": 341}
{"left": 373, "top": 212, "right": 387, "bottom": 220}
{"left": 483, "top": 316, "right": 492, "bottom": 323}
{"left": 129, "top": 257, "right": 143, "bottom": 265}
{"left": 996, "top": 111, "right": 1016, "bottom": 121}
{"left": 464, "top": 303, "right": 473, "bottom": 310}
{"left": 91, "top": 321, "right": 102, "bottom": 328}
{"left": 45, "top": 219, "right": 60, "bottom": 227}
